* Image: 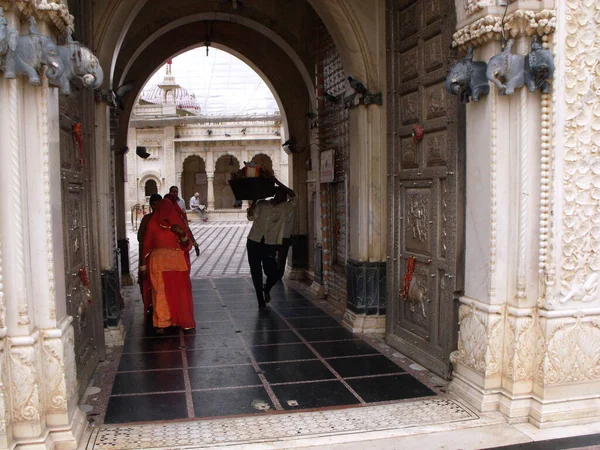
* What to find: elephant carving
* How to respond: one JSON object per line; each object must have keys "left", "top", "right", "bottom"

{"left": 49, "top": 34, "right": 104, "bottom": 95}
{"left": 486, "top": 39, "right": 525, "bottom": 96}
{"left": 0, "top": 7, "right": 18, "bottom": 74}
{"left": 445, "top": 45, "right": 489, "bottom": 103}
{"left": 524, "top": 36, "right": 555, "bottom": 93}
{"left": 3, "top": 17, "right": 64, "bottom": 85}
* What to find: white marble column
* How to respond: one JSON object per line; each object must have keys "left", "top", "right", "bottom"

{"left": 0, "top": 11, "right": 86, "bottom": 449}
{"left": 450, "top": 2, "right": 600, "bottom": 427}
{"left": 207, "top": 172, "right": 215, "bottom": 211}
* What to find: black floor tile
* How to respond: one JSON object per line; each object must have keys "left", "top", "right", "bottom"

{"left": 296, "top": 327, "right": 357, "bottom": 342}
{"left": 233, "top": 319, "right": 289, "bottom": 331}
{"left": 242, "top": 329, "right": 302, "bottom": 346}
{"left": 229, "top": 308, "right": 279, "bottom": 318}
{"left": 186, "top": 347, "right": 251, "bottom": 367}
{"left": 223, "top": 303, "right": 261, "bottom": 311}
{"left": 126, "top": 324, "right": 180, "bottom": 339}
{"left": 104, "top": 393, "right": 188, "bottom": 424}
{"left": 311, "top": 340, "right": 379, "bottom": 358}
{"left": 194, "top": 322, "right": 238, "bottom": 334}
{"left": 118, "top": 352, "right": 183, "bottom": 371}
{"left": 193, "top": 310, "right": 230, "bottom": 321}
{"left": 488, "top": 433, "right": 600, "bottom": 450}
{"left": 346, "top": 374, "right": 436, "bottom": 402}
{"left": 251, "top": 343, "right": 316, "bottom": 363}
{"left": 188, "top": 365, "right": 261, "bottom": 389}
{"left": 123, "top": 337, "right": 182, "bottom": 354}
{"left": 193, "top": 304, "right": 226, "bottom": 313}
{"left": 111, "top": 370, "right": 185, "bottom": 395}
{"left": 192, "top": 386, "right": 274, "bottom": 418}
{"left": 259, "top": 360, "right": 336, "bottom": 383}
{"left": 183, "top": 333, "right": 244, "bottom": 350}
{"left": 271, "top": 380, "right": 359, "bottom": 410}
{"left": 327, "top": 355, "right": 405, "bottom": 378}
{"left": 286, "top": 317, "right": 342, "bottom": 329}
{"left": 276, "top": 308, "right": 327, "bottom": 318}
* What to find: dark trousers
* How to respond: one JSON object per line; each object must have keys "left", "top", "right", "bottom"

{"left": 246, "top": 238, "right": 278, "bottom": 304}
{"left": 276, "top": 237, "right": 292, "bottom": 280}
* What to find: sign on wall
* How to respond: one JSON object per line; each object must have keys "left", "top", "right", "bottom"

{"left": 320, "top": 149, "right": 335, "bottom": 183}
{"left": 195, "top": 173, "right": 207, "bottom": 184}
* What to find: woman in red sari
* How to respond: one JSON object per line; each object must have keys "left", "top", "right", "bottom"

{"left": 164, "top": 193, "right": 200, "bottom": 262}
{"left": 137, "top": 194, "right": 162, "bottom": 316}
{"left": 141, "top": 199, "right": 196, "bottom": 333}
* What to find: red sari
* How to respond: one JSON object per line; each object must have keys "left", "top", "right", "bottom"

{"left": 142, "top": 199, "right": 195, "bottom": 329}
{"left": 164, "top": 193, "right": 196, "bottom": 267}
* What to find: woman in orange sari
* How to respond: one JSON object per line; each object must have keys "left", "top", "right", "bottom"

{"left": 141, "top": 199, "right": 196, "bottom": 333}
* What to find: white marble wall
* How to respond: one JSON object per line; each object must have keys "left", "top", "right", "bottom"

{"left": 450, "top": 0, "right": 600, "bottom": 428}
{"left": 0, "top": 9, "right": 87, "bottom": 450}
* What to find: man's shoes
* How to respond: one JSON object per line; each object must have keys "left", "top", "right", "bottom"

{"left": 264, "top": 290, "right": 271, "bottom": 304}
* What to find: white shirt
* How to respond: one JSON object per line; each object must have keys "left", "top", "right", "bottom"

{"left": 190, "top": 196, "right": 200, "bottom": 209}
{"left": 177, "top": 198, "right": 186, "bottom": 211}
{"left": 247, "top": 197, "right": 298, "bottom": 245}
{"left": 283, "top": 210, "right": 295, "bottom": 239}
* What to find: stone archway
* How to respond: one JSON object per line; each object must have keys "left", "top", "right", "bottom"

{"left": 214, "top": 154, "right": 240, "bottom": 210}
{"left": 182, "top": 155, "right": 207, "bottom": 208}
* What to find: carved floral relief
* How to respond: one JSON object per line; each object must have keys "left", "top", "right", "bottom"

{"left": 9, "top": 344, "right": 40, "bottom": 422}
{"left": 42, "top": 335, "right": 67, "bottom": 413}
{"left": 450, "top": 303, "right": 504, "bottom": 375}
{"left": 537, "top": 316, "right": 600, "bottom": 385}
{"left": 556, "top": 0, "right": 600, "bottom": 307}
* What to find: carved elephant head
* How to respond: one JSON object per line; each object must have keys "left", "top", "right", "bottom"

{"left": 486, "top": 39, "right": 525, "bottom": 96}
{"left": 445, "top": 45, "right": 490, "bottom": 103}
{"left": 0, "top": 7, "right": 18, "bottom": 73}
{"left": 524, "top": 36, "right": 555, "bottom": 93}
{"left": 3, "top": 18, "right": 64, "bottom": 85}
{"left": 50, "top": 36, "right": 104, "bottom": 95}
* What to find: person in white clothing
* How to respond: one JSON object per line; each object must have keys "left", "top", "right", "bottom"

{"left": 168, "top": 186, "right": 186, "bottom": 211}
{"left": 246, "top": 177, "right": 297, "bottom": 307}
{"left": 276, "top": 210, "right": 294, "bottom": 280}
{"left": 189, "top": 192, "right": 208, "bottom": 222}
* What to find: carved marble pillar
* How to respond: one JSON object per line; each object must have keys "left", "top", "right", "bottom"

{"left": 206, "top": 172, "right": 215, "bottom": 211}
{"left": 450, "top": 1, "right": 600, "bottom": 428}
{"left": 529, "top": 0, "right": 600, "bottom": 426}
{"left": 343, "top": 102, "right": 387, "bottom": 333}
{"left": 0, "top": 8, "right": 87, "bottom": 448}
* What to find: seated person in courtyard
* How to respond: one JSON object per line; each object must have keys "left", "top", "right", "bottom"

{"left": 190, "top": 192, "right": 208, "bottom": 222}
{"left": 246, "top": 177, "right": 297, "bottom": 308}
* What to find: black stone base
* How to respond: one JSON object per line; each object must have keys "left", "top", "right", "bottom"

{"left": 346, "top": 260, "right": 386, "bottom": 315}
{"left": 290, "top": 234, "right": 308, "bottom": 269}
{"left": 102, "top": 269, "right": 121, "bottom": 327}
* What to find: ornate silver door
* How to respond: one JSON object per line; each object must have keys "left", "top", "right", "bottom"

{"left": 386, "top": 0, "right": 465, "bottom": 379}
{"left": 58, "top": 5, "right": 106, "bottom": 393}
{"left": 60, "top": 91, "right": 105, "bottom": 396}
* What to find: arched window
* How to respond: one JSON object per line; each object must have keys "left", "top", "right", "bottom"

{"left": 144, "top": 179, "right": 158, "bottom": 196}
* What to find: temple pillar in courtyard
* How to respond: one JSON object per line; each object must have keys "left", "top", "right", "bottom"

{"left": 0, "top": 6, "right": 87, "bottom": 448}
{"left": 206, "top": 172, "right": 215, "bottom": 211}
{"left": 450, "top": 0, "right": 600, "bottom": 427}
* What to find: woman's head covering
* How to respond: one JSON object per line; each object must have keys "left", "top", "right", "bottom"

{"left": 164, "top": 192, "right": 189, "bottom": 224}
{"left": 149, "top": 193, "right": 162, "bottom": 203}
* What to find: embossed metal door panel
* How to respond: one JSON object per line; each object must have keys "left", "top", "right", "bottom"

{"left": 60, "top": 90, "right": 104, "bottom": 396}
{"left": 386, "top": 0, "right": 465, "bottom": 379}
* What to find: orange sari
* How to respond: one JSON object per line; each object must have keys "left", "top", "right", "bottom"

{"left": 142, "top": 199, "right": 195, "bottom": 329}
